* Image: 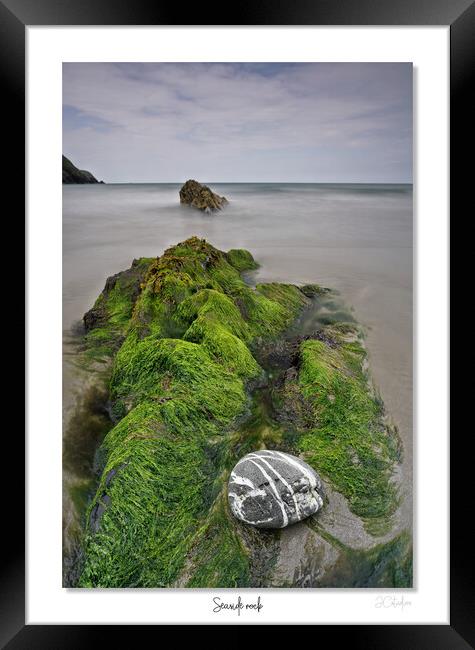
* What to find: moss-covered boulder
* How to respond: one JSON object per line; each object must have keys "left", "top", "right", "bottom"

{"left": 83, "top": 257, "right": 154, "bottom": 357}
{"left": 78, "top": 237, "right": 310, "bottom": 587}
{"left": 76, "top": 237, "right": 404, "bottom": 588}
{"left": 179, "top": 179, "right": 228, "bottom": 212}
{"left": 272, "top": 325, "right": 401, "bottom": 530}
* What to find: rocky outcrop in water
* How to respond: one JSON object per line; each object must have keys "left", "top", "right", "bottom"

{"left": 63, "top": 155, "right": 102, "bottom": 184}
{"left": 228, "top": 450, "right": 324, "bottom": 529}
{"left": 179, "top": 179, "right": 228, "bottom": 212}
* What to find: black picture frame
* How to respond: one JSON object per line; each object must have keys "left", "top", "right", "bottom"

{"left": 5, "top": 0, "right": 468, "bottom": 645}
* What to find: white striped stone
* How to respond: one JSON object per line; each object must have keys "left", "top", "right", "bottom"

{"left": 228, "top": 450, "right": 324, "bottom": 529}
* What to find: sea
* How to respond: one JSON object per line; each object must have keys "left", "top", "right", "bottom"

{"left": 62, "top": 182, "right": 413, "bottom": 579}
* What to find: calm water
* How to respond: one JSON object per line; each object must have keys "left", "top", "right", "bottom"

{"left": 63, "top": 182, "right": 413, "bottom": 544}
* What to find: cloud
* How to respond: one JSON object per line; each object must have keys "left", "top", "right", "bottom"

{"left": 62, "top": 62, "right": 412, "bottom": 183}
{"left": 63, "top": 104, "right": 118, "bottom": 133}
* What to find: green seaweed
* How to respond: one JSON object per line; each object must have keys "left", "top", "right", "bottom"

{"left": 294, "top": 333, "right": 400, "bottom": 524}
{"left": 184, "top": 489, "right": 251, "bottom": 588}
{"left": 84, "top": 257, "right": 154, "bottom": 357}
{"left": 76, "top": 237, "right": 405, "bottom": 588}
{"left": 226, "top": 248, "right": 259, "bottom": 272}
{"left": 78, "top": 237, "right": 310, "bottom": 587}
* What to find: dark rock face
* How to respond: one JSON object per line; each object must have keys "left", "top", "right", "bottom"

{"left": 83, "top": 306, "right": 106, "bottom": 332}
{"left": 83, "top": 259, "right": 147, "bottom": 333}
{"left": 89, "top": 493, "right": 111, "bottom": 533}
{"left": 179, "top": 179, "right": 228, "bottom": 212}
{"left": 62, "top": 155, "right": 101, "bottom": 184}
{"left": 228, "top": 450, "right": 324, "bottom": 529}
{"left": 257, "top": 330, "right": 339, "bottom": 372}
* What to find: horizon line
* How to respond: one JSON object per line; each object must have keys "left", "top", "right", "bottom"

{"left": 88, "top": 180, "right": 413, "bottom": 185}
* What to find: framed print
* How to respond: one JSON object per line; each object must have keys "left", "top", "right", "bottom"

{"left": 4, "top": 0, "right": 469, "bottom": 644}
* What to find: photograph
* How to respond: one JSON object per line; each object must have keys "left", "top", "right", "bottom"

{"left": 62, "top": 61, "right": 413, "bottom": 589}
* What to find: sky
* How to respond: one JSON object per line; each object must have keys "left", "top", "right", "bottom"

{"left": 63, "top": 62, "right": 412, "bottom": 184}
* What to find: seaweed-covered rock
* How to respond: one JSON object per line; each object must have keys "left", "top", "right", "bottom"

{"left": 82, "top": 257, "right": 154, "bottom": 350}
{"left": 75, "top": 237, "right": 403, "bottom": 588}
{"left": 77, "top": 237, "right": 311, "bottom": 588}
{"left": 276, "top": 328, "right": 402, "bottom": 525}
{"left": 228, "top": 450, "right": 324, "bottom": 529}
{"left": 179, "top": 179, "right": 228, "bottom": 212}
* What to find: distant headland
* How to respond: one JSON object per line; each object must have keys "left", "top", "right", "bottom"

{"left": 62, "top": 155, "right": 104, "bottom": 184}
